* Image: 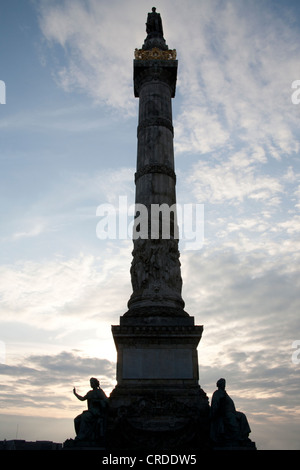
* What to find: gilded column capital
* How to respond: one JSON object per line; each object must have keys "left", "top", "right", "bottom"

{"left": 134, "top": 47, "right": 177, "bottom": 61}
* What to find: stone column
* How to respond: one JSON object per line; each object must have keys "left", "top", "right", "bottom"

{"left": 108, "top": 10, "right": 210, "bottom": 452}
{"left": 127, "top": 52, "right": 185, "bottom": 313}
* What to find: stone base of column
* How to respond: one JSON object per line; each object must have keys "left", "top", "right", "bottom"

{"left": 107, "top": 309, "right": 210, "bottom": 452}
{"left": 107, "top": 383, "right": 210, "bottom": 452}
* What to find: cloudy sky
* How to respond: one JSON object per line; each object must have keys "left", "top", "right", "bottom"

{"left": 0, "top": 0, "right": 300, "bottom": 450}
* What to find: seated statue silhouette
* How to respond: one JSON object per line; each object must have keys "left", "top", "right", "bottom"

{"left": 73, "top": 377, "right": 108, "bottom": 443}
{"left": 210, "top": 378, "right": 254, "bottom": 447}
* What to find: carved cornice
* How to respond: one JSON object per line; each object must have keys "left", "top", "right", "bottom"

{"left": 135, "top": 163, "right": 176, "bottom": 183}
{"left": 112, "top": 324, "right": 203, "bottom": 338}
{"left": 111, "top": 324, "right": 203, "bottom": 347}
{"left": 135, "top": 47, "right": 177, "bottom": 60}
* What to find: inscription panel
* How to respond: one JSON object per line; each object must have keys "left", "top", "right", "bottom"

{"left": 122, "top": 348, "right": 193, "bottom": 379}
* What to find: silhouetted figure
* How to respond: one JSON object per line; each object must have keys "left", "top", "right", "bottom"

{"left": 73, "top": 377, "right": 108, "bottom": 442}
{"left": 146, "top": 7, "right": 163, "bottom": 35}
{"left": 210, "top": 378, "right": 252, "bottom": 447}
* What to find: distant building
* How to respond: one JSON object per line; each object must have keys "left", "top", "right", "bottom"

{"left": 0, "top": 440, "right": 62, "bottom": 450}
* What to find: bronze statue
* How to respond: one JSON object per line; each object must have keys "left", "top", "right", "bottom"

{"left": 146, "top": 7, "right": 163, "bottom": 36}
{"left": 210, "top": 378, "right": 252, "bottom": 447}
{"left": 73, "top": 377, "right": 108, "bottom": 442}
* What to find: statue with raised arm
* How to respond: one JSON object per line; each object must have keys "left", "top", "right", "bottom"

{"left": 210, "top": 378, "right": 254, "bottom": 448}
{"left": 73, "top": 377, "right": 108, "bottom": 443}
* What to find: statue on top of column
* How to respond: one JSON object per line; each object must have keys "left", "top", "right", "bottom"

{"left": 142, "top": 7, "right": 168, "bottom": 51}
{"left": 146, "top": 7, "right": 163, "bottom": 36}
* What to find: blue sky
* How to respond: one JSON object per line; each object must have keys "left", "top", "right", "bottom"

{"left": 0, "top": 0, "right": 300, "bottom": 449}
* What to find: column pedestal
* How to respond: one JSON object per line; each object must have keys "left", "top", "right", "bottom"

{"left": 107, "top": 309, "right": 210, "bottom": 452}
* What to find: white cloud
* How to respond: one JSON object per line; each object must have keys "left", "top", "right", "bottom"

{"left": 37, "top": 0, "right": 300, "bottom": 161}
{"left": 294, "top": 185, "right": 300, "bottom": 210}
{"left": 0, "top": 247, "right": 131, "bottom": 329}
{"left": 170, "top": 0, "right": 300, "bottom": 158}
{"left": 174, "top": 106, "right": 230, "bottom": 154}
{"left": 12, "top": 222, "right": 46, "bottom": 240}
{"left": 185, "top": 147, "right": 284, "bottom": 205}
{"left": 37, "top": 0, "right": 148, "bottom": 113}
